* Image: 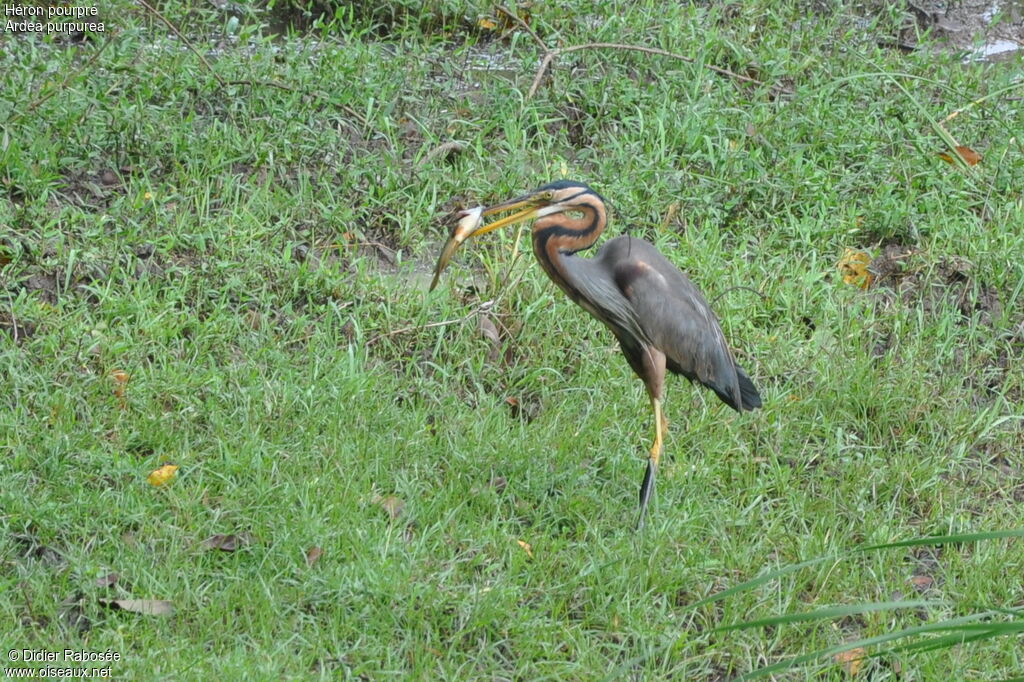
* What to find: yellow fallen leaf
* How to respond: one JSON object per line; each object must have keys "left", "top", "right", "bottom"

{"left": 837, "top": 248, "right": 874, "bottom": 289}
{"left": 516, "top": 539, "right": 533, "bottom": 558}
{"left": 478, "top": 18, "right": 497, "bottom": 30}
{"left": 147, "top": 464, "right": 179, "bottom": 486}
{"left": 835, "top": 647, "right": 866, "bottom": 676}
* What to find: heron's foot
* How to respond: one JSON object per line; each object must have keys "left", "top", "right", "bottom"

{"left": 636, "top": 458, "right": 656, "bottom": 530}
{"left": 637, "top": 397, "right": 665, "bottom": 529}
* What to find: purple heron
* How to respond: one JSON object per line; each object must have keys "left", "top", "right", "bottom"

{"left": 430, "top": 180, "right": 761, "bottom": 526}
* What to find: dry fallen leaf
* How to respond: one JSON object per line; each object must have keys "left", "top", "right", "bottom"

{"left": 910, "top": 574, "right": 934, "bottom": 590}
{"left": 111, "top": 369, "right": 130, "bottom": 408}
{"left": 374, "top": 495, "right": 405, "bottom": 520}
{"left": 837, "top": 248, "right": 874, "bottom": 290}
{"left": 201, "top": 533, "right": 253, "bottom": 552}
{"left": 937, "top": 145, "right": 981, "bottom": 166}
{"left": 479, "top": 314, "right": 501, "bottom": 363}
{"left": 659, "top": 201, "right": 680, "bottom": 232}
{"left": 835, "top": 647, "right": 866, "bottom": 676}
{"left": 95, "top": 572, "right": 120, "bottom": 588}
{"left": 478, "top": 17, "right": 497, "bottom": 30}
{"left": 110, "top": 369, "right": 129, "bottom": 389}
{"left": 516, "top": 539, "right": 533, "bottom": 558}
{"left": 146, "top": 464, "right": 179, "bottom": 487}
{"left": 479, "top": 314, "right": 500, "bottom": 343}
{"left": 100, "top": 598, "right": 175, "bottom": 616}
{"left": 305, "top": 546, "right": 324, "bottom": 567}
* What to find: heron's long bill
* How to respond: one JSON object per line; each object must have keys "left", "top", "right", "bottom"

{"left": 428, "top": 194, "right": 546, "bottom": 291}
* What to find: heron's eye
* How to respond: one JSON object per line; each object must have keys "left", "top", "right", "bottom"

{"left": 542, "top": 191, "right": 554, "bottom": 201}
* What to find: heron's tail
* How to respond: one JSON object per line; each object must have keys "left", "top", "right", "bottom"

{"left": 736, "top": 365, "right": 761, "bottom": 411}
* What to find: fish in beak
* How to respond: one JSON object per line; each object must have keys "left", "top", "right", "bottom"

{"left": 428, "top": 191, "right": 554, "bottom": 291}
{"left": 428, "top": 207, "right": 484, "bottom": 292}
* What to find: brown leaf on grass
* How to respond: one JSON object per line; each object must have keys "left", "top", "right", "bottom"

{"left": 910, "top": 574, "right": 934, "bottom": 591}
{"left": 111, "top": 368, "right": 130, "bottom": 408}
{"left": 937, "top": 145, "right": 981, "bottom": 166}
{"left": 305, "top": 546, "right": 324, "bottom": 567}
{"left": 100, "top": 598, "right": 175, "bottom": 616}
{"left": 95, "top": 572, "right": 120, "bottom": 588}
{"left": 201, "top": 533, "right": 253, "bottom": 552}
{"left": 374, "top": 495, "right": 405, "bottom": 520}
{"left": 505, "top": 393, "right": 541, "bottom": 422}
{"left": 837, "top": 249, "right": 874, "bottom": 290}
{"left": 479, "top": 314, "right": 501, "bottom": 363}
{"left": 110, "top": 369, "right": 129, "bottom": 391}
{"left": 516, "top": 539, "right": 533, "bottom": 558}
{"left": 659, "top": 201, "right": 680, "bottom": 232}
{"left": 835, "top": 647, "right": 866, "bottom": 676}
{"left": 479, "top": 315, "right": 499, "bottom": 343}
{"left": 478, "top": 17, "right": 498, "bottom": 30}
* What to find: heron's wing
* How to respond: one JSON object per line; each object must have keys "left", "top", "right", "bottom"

{"left": 599, "top": 236, "right": 760, "bottom": 412}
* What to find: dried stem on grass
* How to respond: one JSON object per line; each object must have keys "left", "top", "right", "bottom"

{"left": 494, "top": 6, "right": 792, "bottom": 100}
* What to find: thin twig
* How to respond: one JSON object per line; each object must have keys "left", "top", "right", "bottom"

{"left": 941, "top": 79, "right": 1024, "bottom": 123}
{"left": 366, "top": 300, "right": 496, "bottom": 346}
{"left": 143, "top": 1, "right": 367, "bottom": 132}
{"left": 18, "top": 32, "right": 117, "bottom": 120}
{"left": 712, "top": 285, "right": 768, "bottom": 306}
{"left": 137, "top": 0, "right": 226, "bottom": 87}
{"left": 351, "top": 241, "right": 397, "bottom": 254}
{"left": 226, "top": 79, "right": 296, "bottom": 91}
{"left": 417, "top": 141, "right": 466, "bottom": 168}
{"left": 225, "top": 80, "right": 367, "bottom": 127}
{"left": 527, "top": 42, "right": 790, "bottom": 100}
{"left": 494, "top": 5, "right": 546, "bottom": 51}
{"left": 368, "top": 224, "right": 528, "bottom": 350}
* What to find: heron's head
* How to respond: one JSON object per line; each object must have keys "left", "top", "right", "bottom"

{"left": 469, "top": 180, "right": 604, "bottom": 236}
{"left": 429, "top": 181, "right": 605, "bottom": 291}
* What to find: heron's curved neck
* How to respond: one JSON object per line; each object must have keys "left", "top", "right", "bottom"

{"left": 531, "top": 198, "right": 607, "bottom": 302}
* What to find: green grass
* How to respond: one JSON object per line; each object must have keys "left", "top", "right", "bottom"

{"left": 2, "top": 1, "right": 1023, "bottom": 678}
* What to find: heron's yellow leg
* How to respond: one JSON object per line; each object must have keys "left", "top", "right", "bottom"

{"left": 637, "top": 397, "right": 665, "bottom": 528}
{"left": 649, "top": 397, "right": 665, "bottom": 465}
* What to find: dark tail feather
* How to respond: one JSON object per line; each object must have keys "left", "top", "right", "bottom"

{"left": 736, "top": 365, "right": 761, "bottom": 411}
{"left": 710, "top": 364, "right": 762, "bottom": 412}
